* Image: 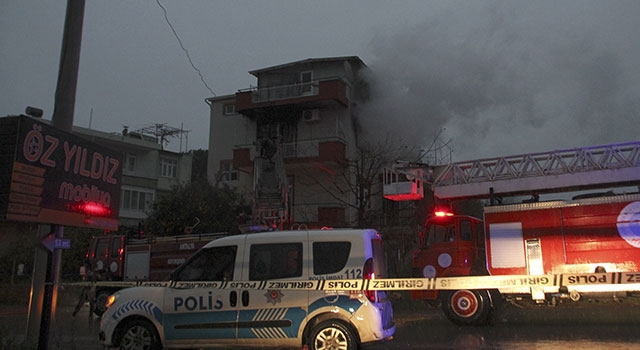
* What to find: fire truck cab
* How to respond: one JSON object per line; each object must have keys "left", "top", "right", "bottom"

{"left": 412, "top": 214, "right": 485, "bottom": 298}
{"left": 411, "top": 212, "right": 498, "bottom": 325}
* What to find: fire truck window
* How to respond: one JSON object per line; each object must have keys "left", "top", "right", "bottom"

{"left": 96, "top": 238, "right": 109, "bottom": 258}
{"left": 110, "top": 237, "right": 122, "bottom": 258}
{"left": 476, "top": 224, "right": 485, "bottom": 246}
{"left": 173, "top": 246, "right": 237, "bottom": 281}
{"left": 461, "top": 220, "right": 473, "bottom": 241}
{"left": 250, "top": 243, "right": 302, "bottom": 280}
{"left": 426, "top": 224, "right": 451, "bottom": 246}
{"left": 313, "top": 242, "right": 351, "bottom": 275}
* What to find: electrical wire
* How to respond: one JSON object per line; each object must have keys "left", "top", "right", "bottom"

{"left": 155, "top": 0, "right": 216, "bottom": 97}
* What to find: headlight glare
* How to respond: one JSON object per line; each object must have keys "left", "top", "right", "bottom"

{"left": 105, "top": 293, "right": 118, "bottom": 309}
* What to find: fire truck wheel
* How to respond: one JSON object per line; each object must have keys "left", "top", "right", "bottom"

{"left": 94, "top": 290, "right": 111, "bottom": 317}
{"left": 442, "top": 289, "right": 491, "bottom": 326}
{"left": 119, "top": 319, "right": 161, "bottom": 350}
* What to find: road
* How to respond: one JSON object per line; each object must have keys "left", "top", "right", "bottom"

{"left": 383, "top": 297, "right": 640, "bottom": 349}
{"left": 2, "top": 288, "right": 640, "bottom": 349}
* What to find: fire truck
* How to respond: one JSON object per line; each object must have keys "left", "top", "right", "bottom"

{"left": 82, "top": 232, "right": 227, "bottom": 315}
{"left": 384, "top": 140, "right": 640, "bottom": 325}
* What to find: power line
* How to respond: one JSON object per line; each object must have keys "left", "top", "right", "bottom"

{"left": 155, "top": 0, "right": 216, "bottom": 97}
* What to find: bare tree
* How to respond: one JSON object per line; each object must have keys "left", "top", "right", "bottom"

{"left": 300, "top": 135, "right": 420, "bottom": 227}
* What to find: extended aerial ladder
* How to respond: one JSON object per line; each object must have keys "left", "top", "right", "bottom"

{"left": 384, "top": 140, "right": 640, "bottom": 201}
{"left": 250, "top": 142, "right": 290, "bottom": 231}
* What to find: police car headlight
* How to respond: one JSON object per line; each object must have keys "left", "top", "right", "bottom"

{"left": 105, "top": 293, "right": 119, "bottom": 309}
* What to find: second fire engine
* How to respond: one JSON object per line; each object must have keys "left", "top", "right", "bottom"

{"left": 384, "top": 140, "right": 640, "bottom": 325}
{"left": 82, "top": 232, "right": 227, "bottom": 315}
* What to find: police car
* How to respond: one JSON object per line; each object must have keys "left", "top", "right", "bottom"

{"left": 99, "top": 229, "right": 396, "bottom": 349}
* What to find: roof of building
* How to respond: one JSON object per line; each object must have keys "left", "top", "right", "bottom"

{"left": 248, "top": 56, "right": 366, "bottom": 76}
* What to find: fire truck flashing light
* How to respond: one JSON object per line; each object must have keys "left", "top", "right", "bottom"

{"left": 70, "top": 202, "right": 113, "bottom": 217}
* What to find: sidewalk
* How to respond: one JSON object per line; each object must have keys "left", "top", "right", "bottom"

{"left": 0, "top": 283, "right": 102, "bottom": 349}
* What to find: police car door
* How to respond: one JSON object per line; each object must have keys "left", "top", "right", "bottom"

{"left": 162, "top": 243, "right": 242, "bottom": 348}
{"left": 236, "top": 232, "right": 309, "bottom": 348}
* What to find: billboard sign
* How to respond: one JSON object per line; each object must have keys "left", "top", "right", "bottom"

{"left": 0, "top": 115, "right": 121, "bottom": 230}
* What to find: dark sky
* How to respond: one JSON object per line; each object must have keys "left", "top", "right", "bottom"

{"left": 2, "top": 1, "right": 639, "bottom": 161}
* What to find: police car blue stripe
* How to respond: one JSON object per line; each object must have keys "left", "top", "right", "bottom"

{"left": 253, "top": 326, "right": 287, "bottom": 339}
{"left": 236, "top": 307, "right": 306, "bottom": 339}
{"left": 111, "top": 299, "right": 163, "bottom": 325}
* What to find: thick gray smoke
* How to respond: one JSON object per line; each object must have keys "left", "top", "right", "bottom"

{"left": 360, "top": 1, "right": 640, "bottom": 162}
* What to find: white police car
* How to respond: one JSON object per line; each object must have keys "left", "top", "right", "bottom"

{"left": 100, "top": 229, "right": 395, "bottom": 349}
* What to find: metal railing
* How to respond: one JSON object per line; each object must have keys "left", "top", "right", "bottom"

{"left": 279, "top": 140, "right": 318, "bottom": 158}
{"left": 278, "top": 137, "right": 346, "bottom": 159}
{"left": 239, "top": 76, "right": 346, "bottom": 104}
{"left": 251, "top": 82, "right": 318, "bottom": 103}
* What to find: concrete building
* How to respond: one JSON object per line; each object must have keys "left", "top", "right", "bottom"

{"left": 72, "top": 125, "right": 192, "bottom": 230}
{"left": 207, "top": 56, "right": 373, "bottom": 229}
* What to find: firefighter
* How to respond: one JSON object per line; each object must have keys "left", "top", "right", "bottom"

{"left": 262, "top": 137, "right": 277, "bottom": 161}
{"left": 72, "top": 261, "right": 97, "bottom": 317}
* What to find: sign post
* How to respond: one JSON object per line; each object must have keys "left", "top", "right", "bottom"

{"left": 41, "top": 234, "right": 72, "bottom": 252}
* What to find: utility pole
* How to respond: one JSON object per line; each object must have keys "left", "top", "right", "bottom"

{"left": 25, "top": 1, "right": 85, "bottom": 348}
{"left": 51, "top": 0, "right": 85, "bottom": 132}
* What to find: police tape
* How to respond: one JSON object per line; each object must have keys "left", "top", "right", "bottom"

{"left": 64, "top": 271, "right": 640, "bottom": 291}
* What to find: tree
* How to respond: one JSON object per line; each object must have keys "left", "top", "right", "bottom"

{"left": 191, "top": 149, "right": 208, "bottom": 182}
{"left": 144, "top": 180, "right": 248, "bottom": 236}
{"left": 302, "top": 135, "right": 420, "bottom": 227}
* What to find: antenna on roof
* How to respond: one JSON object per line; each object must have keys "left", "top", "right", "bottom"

{"left": 132, "top": 123, "right": 190, "bottom": 151}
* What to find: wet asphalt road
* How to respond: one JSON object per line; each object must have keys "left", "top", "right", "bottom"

{"left": 2, "top": 288, "right": 640, "bottom": 349}
{"left": 382, "top": 299, "right": 640, "bottom": 350}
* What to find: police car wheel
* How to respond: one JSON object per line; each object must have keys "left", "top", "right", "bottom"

{"left": 442, "top": 289, "right": 491, "bottom": 326}
{"left": 308, "top": 320, "right": 357, "bottom": 350}
{"left": 119, "top": 319, "right": 161, "bottom": 350}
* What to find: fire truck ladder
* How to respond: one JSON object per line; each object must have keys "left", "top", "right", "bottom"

{"left": 384, "top": 141, "right": 640, "bottom": 201}
{"left": 252, "top": 147, "right": 290, "bottom": 229}
{"left": 384, "top": 140, "right": 640, "bottom": 200}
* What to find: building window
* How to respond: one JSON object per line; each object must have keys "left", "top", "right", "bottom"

{"left": 125, "top": 153, "right": 136, "bottom": 173}
{"left": 223, "top": 104, "right": 236, "bottom": 115}
{"left": 160, "top": 158, "right": 178, "bottom": 178}
{"left": 120, "top": 188, "right": 154, "bottom": 212}
{"left": 220, "top": 161, "right": 238, "bottom": 181}
{"left": 318, "top": 207, "right": 346, "bottom": 227}
{"left": 300, "top": 71, "right": 313, "bottom": 95}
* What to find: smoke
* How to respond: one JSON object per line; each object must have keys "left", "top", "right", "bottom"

{"left": 360, "top": 1, "right": 640, "bottom": 162}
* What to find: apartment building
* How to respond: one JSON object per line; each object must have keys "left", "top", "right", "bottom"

{"left": 72, "top": 125, "right": 192, "bottom": 230}
{"left": 207, "top": 57, "right": 370, "bottom": 229}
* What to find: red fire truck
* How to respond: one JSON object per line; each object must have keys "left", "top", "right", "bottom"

{"left": 384, "top": 141, "right": 640, "bottom": 325}
{"left": 83, "top": 232, "right": 227, "bottom": 315}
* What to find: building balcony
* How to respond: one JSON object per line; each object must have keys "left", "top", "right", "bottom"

{"left": 281, "top": 138, "right": 346, "bottom": 165}
{"left": 233, "top": 137, "right": 346, "bottom": 173}
{"left": 235, "top": 78, "right": 349, "bottom": 116}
